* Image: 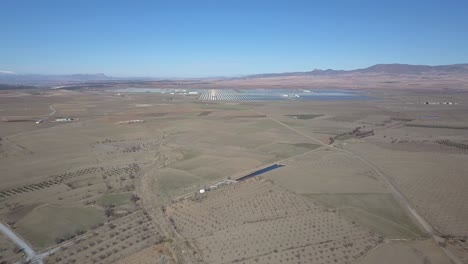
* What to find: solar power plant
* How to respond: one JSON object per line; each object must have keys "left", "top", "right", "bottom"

{"left": 197, "top": 89, "right": 364, "bottom": 101}
{"left": 198, "top": 89, "right": 249, "bottom": 101}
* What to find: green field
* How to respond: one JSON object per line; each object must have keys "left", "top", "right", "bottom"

{"left": 286, "top": 114, "right": 323, "bottom": 120}
{"left": 305, "top": 193, "right": 425, "bottom": 239}
{"left": 334, "top": 134, "right": 354, "bottom": 140}
{"left": 98, "top": 192, "right": 132, "bottom": 207}
{"left": 290, "top": 143, "right": 321, "bottom": 149}
{"left": 157, "top": 168, "right": 203, "bottom": 198}
{"left": 256, "top": 142, "right": 320, "bottom": 159}
{"left": 16, "top": 205, "right": 105, "bottom": 249}
{"left": 201, "top": 103, "right": 246, "bottom": 110}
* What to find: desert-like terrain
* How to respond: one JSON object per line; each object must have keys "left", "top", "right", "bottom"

{"left": 1, "top": 86, "right": 468, "bottom": 264}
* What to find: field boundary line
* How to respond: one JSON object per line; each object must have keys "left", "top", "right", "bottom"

{"left": 170, "top": 145, "right": 327, "bottom": 202}
{"left": 350, "top": 242, "right": 385, "bottom": 264}
{"left": 256, "top": 109, "right": 463, "bottom": 264}
{"left": 37, "top": 210, "right": 142, "bottom": 259}
{"left": 336, "top": 206, "right": 423, "bottom": 239}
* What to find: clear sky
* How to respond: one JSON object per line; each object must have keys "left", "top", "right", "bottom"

{"left": 2, "top": 0, "right": 468, "bottom": 77}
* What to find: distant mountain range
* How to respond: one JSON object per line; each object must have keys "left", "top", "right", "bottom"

{"left": 245, "top": 63, "right": 468, "bottom": 78}
{"left": 1, "top": 64, "right": 468, "bottom": 90}
{"left": 0, "top": 73, "right": 118, "bottom": 85}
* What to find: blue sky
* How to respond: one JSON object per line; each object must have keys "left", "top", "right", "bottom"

{"left": 2, "top": 0, "right": 468, "bottom": 77}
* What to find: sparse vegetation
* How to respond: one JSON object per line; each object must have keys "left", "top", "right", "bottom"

{"left": 165, "top": 178, "right": 383, "bottom": 263}
{"left": 286, "top": 114, "right": 323, "bottom": 120}
{"left": 2, "top": 88, "right": 468, "bottom": 264}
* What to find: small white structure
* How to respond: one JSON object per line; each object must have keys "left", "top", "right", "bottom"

{"left": 115, "top": 120, "right": 145, "bottom": 125}
{"left": 55, "top": 118, "right": 73, "bottom": 122}
{"left": 199, "top": 189, "right": 205, "bottom": 194}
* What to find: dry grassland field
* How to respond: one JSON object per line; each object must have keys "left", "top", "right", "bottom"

{"left": 1, "top": 87, "right": 468, "bottom": 264}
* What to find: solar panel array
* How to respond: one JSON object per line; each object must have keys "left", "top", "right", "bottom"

{"left": 198, "top": 89, "right": 244, "bottom": 101}
{"left": 198, "top": 89, "right": 283, "bottom": 101}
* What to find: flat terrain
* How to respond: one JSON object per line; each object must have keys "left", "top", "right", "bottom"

{"left": 16, "top": 205, "right": 105, "bottom": 248}
{"left": 0, "top": 233, "right": 22, "bottom": 263}
{"left": 1, "top": 87, "right": 468, "bottom": 263}
{"left": 166, "top": 178, "right": 383, "bottom": 264}
{"left": 356, "top": 239, "right": 451, "bottom": 264}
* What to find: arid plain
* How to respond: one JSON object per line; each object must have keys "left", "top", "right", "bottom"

{"left": 1, "top": 87, "right": 468, "bottom": 264}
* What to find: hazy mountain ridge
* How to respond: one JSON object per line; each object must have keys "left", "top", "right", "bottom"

{"left": 2, "top": 63, "right": 468, "bottom": 90}
{"left": 245, "top": 63, "right": 468, "bottom": 78}
{"left": 0, "top": 73, "right": 116, "bottom": 85}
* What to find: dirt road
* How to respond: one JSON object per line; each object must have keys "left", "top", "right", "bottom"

{"left": 257, "top": 110, "right": 463, "bottom": 264}
{"left": 0, "top": 221, "right": 42, "bottom": 264}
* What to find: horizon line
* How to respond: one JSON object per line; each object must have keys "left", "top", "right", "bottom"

{"left": 2, "top": 62, "right": 468, "bottom": 79}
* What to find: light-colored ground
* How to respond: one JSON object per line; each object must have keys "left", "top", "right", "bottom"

{"left": 46, "top": 210, "right": 165, "bottom": 264}
{"left": 16, "top": 204, "right": 105, "bottom": 249}
{"left": 347, "top": 143, "right": 468, "bottom": 236}
{"left": 0, "top": 228, "right": 25, "bottom": 263}
{"left": 305, "top": 193, "right": 424, "bottom": 239}
{"left": 113, "top": 243, "right": 176, "bottom": 264}
{"left": 264, "top": 150, "right": 389, "bottom": 194}
{"left": 260, "top": 145, "right": 425, "bottom": 239}
{"left": 356, "top": 239, "right": 452, "bottom": 264}
{"left": 1, "top": 88, "right": 468, "bottom": 263}
{"left": 447, "top": 238, "right": 468, "bottom": 263}
{"left": 166, "top": 178, "right": 383, "bottom": 264}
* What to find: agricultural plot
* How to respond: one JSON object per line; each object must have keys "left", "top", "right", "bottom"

{"left": 347, "top": 143, "right": 468, "bottom": 237}
{"left": 372, "top": 140, "right": 468, "bottom": 156}
{"left": 286, "top": 114, "right": 323, "bottom": 120}
{"left": 254, "top": 142, "right": 320, "bottom": 160}
{"left": 141, "top": 115, "right": 321, "bottom": 201}
{"left": 165, "top": 178, "right": 383, "bottom": 264}
{"left": 447, "top": 238, "right": 468, "bottom": 263}
{"left": 155, "top": 168, "right": 205, "bottom": 198}
{"left": 0, "top": 234, "right": 23, "bottom": 263}
{"left": 263, "top": 150, "right": 388, "bottom": 194}
{"left": 0, "top": 138, "right": 33, "bottom": 158}
{"left": 261, "top": 149, "right": 423, "bottom": 239}
{"left": 0, "top": 166, "right": 108, "bottom": 228}
{"left": 16, "top": 205, "right": 105, "bottom": 248}
{"left": 56, "top": 108, "right": 89, "bottom": 117}
{"left": 329, "top": 127, "right": 375, "bottom": 143}
{"left": 46, "top": 210, "right": 168, "bottom": 264}
{"left": 97, "top": 192, "right": 133, "bottom": 207}
{"left": 273, "top": 116, "right": 361, "bottom": 143}
{"left": 435, "top": 139, "right": 468, "bottom": 152}
{"left": 113, "top": 243, "right": 176, "bottom": 264}
{"left": 95, "top": 140, "right": 162, "bottom": 154}
{"left": 356, "top": 240, "right": 451, "bottom": 264}
{"left": 2, "top": 89, "right": 468, "bottom": 263}
{"left": 101, "top": 163, "right": 141, "bottom": 192}
{"left": 405, "top": 123, "right": 468, "bottom": 130}
{"left": 0, "top": 167, "right": 103, "bottom": 199}
{"left": 0, "top": 162, "right": 144, "bottom": 252}
{"left": 198, "top": 111, "right": 212, "bottom": 116}
{"left": 305, "top": 193, "right": 424, "bottom": 239}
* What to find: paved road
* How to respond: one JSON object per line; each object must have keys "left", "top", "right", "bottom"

{"left": 0, "top": 222, "right": 43, "bottom": 264}
{"left": 257, "top": 110, "right": 463, "bottom": 264}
